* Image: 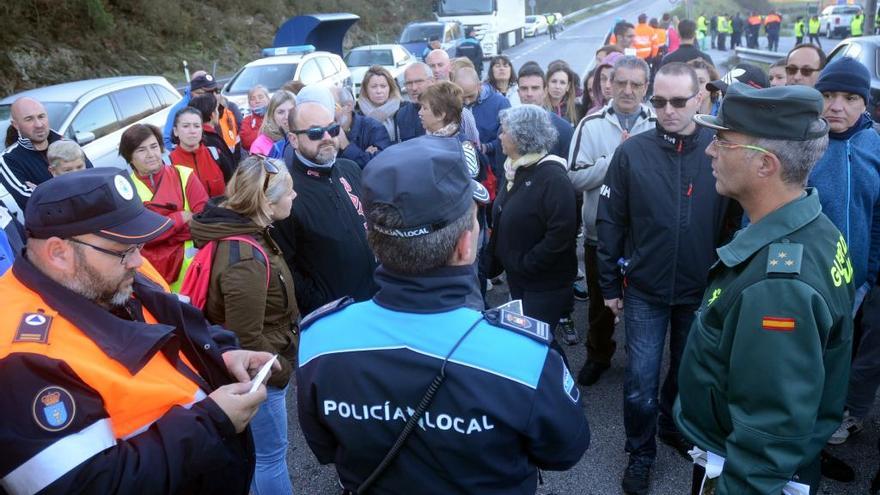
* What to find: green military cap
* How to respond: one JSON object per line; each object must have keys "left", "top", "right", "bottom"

{"left": 694, "top": 82, "right": 829, "bottom": 141}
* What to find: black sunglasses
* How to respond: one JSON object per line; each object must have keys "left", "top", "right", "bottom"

{"left": 261, "top": 159, "right": 280, "bottom": 191}
{"left": 785, "top": 65, "right": 818, "bottom": 77}
{"left": 649, "top": 93, "right": 697, "bottom": 109}
{"left": 292, "top": 123, "right": 341, "bottom": 141}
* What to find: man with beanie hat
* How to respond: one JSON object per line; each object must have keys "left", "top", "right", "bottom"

{"left": 675, "top": 82, "right": 854, "bottom": 494}
{"left": 810, "top": 57, "right": 880, "bottom": 449}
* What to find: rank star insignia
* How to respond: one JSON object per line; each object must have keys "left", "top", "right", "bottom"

{"left": 785, "top": 260, "right": 794, "bottom": 266}
{"left": 769, "top": 259, "right": 779, "bottom": 266}
{"left": 778, "top": 251, "right": 787, "bottom": 258}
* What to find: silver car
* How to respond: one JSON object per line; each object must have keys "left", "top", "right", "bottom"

{"left": 0, "top": 76, "right": 182, "bottom": 169}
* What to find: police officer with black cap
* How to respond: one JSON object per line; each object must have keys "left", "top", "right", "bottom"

{"left": 675, "top": 83, "right": 854, "bottom": 494}
{"left": 0, "top": 167, "right": 278, "bottom": 494}
{"left": 296, "top": 135, "right": 590, "bottom": 494}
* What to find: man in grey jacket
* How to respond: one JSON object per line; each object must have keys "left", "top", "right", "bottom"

{"left": 567, "top": 56, "right": 655, "bottom": 386}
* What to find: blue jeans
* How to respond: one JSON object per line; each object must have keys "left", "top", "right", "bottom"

{"left": 250, "top": 385, "right": 293, "bottom": 495}
{"left": 623, "top": 292, "right": 697, "bottom": 461}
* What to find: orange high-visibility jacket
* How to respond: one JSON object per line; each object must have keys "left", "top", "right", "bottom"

{"left": 634, "top": 22, "right": 659, "bottom": 59}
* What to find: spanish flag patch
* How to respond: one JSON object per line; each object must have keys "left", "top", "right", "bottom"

{"left": 762, "top": 316, "right": 796, "bottom": 331}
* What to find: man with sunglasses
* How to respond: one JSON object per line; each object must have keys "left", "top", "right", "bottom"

{"left": 568, "top": 55, "right": 655, "bottom": 390}
{"left": 596, "top": 62, "right": 735, "bottom": 495}
{"left": 676, "top": 82, "right": 854, "bottom": 495}
{"left": 273, "top": 101, "right": 378, "bottom": 315}
{"left": 0, "top": 167, "right": 278, "bottom": 494}
{"left": 785, "top": 44, "right": 826, "bottom": 87}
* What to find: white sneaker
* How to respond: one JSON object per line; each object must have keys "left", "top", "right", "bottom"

{"left": 828, "top": 411, "right": 864, "bottom": 445}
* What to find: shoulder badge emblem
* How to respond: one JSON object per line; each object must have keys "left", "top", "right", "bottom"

{"left": 32, "top": 386, "right": 75, "bottom": 432}
{"left": 14, "top": 312, "right": 53, "bottom": 344}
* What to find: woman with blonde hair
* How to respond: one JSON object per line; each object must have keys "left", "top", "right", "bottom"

{"left": 190, "top": 155, "right": 299, "bottom": 495}
{"left": 250, "top": 90, "right": 296, "bottom": 158}
{"left": 545, "top": 60, "right": 580, "bottom": 124}
{"left": 357, "top": 65, "right": 402, "bottom": 142}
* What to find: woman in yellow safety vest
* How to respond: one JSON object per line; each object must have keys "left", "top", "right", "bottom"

{"left": 119, "top": 124, "right": 209, "bottom": 291}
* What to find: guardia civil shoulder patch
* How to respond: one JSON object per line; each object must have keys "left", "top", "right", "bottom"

{"left": 14, "top": 312, "right": 53, "bottom": 344}
{"left": 762, "top": 316, "right": 796, "bottom": 332}
{"left": 32, "top": 386, "right": 75, "bottom": 432}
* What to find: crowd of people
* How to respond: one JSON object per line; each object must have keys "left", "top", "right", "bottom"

{"left": 0, "top": 9, "right": 878, "bottom": 495}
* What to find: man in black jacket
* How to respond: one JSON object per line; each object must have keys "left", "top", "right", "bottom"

{"left": 273, "top": 101, "right": 378, "bottom": 314}
{"left": 659, "top": 20, "right": 714, "bottom": 68}
{"left": 597, "top": 63, "right": 735, "bottom": 495}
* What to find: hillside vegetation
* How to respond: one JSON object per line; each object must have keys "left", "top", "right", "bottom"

{"left": 0, "top": 0, "right": 599, "bottom": 96}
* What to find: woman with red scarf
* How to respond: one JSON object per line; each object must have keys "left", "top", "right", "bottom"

{"left": 121, "top": 123, "right": 208, "bottom": 291}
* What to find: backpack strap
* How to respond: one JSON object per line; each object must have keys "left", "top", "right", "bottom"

{"left": 222, "top": 235, "right": 271, "bottom": 289}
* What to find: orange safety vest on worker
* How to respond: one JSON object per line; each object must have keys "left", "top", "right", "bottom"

{"left": 654, "top": 26, "right": 668, "bottom": 47}
{"left": 633, "top": 22, "right": 659, "bottom": 59}
{"left": 218, "top": 106, "right": 240, "bottom": 153}
{"left": 0, "top": 259, "right": 254, "bottom": 494}
{"left": 764, "top": 13, "right": 781, "bottom": 26}
{"left": 748, "top": 15, "right": 762, "bottom": 26}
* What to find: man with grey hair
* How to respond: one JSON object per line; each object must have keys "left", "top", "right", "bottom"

{"left": 425, "top": 49, "right": 452, "bottom": 81}
{"left": 331, "top": 87, "right": 391, "bottom": 168}
{"left": 676, "top": 83, "right": 853, "bottom": 495}
{"left": 597, "top": 62, "right": 735, "bottom": 494}
{"left": 568, "top": 55, "right": 654, "bottom": 388}
{"left": 297, "top": 134, "right": 589, "bottom": 494}
{"left": 395, "top": 63, "right": 434, "bottom": 142}
{"left": 46, "top": 139, "right": 87, "bottom": 176}
{"left": 272, "top": 101, "right": 378, "bottom": 314}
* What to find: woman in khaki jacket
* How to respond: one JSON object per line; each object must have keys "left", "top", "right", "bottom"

{"left": 190, "top": 155, "right": 299, "bottom": 495}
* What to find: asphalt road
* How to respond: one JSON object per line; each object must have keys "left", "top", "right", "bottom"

{"left": 287, "top": 3, "right": 878, "bottom": 493}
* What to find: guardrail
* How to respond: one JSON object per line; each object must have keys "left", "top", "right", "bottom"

{"left": 563, "top": 0, "right": 619, "bottom": 22}
{"left": 734, "top": 47, "right": 786, "bottom": 66}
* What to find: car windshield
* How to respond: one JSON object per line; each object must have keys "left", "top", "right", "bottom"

{"left": 345, "top": 50, "right": 394, "bottom": 67}
{"left": 400, "top": 25, "right": 442, "bottom": 43}
{"left": 835, "top": 6, "right": 860, "bottom": 14}
{"left": 526, "top": 16, "right": 537, "bottom": 22}
{"left": 437, "top": 0, "right": 493, "bottom": 15}
{"left": 226, "top": 63, "right": 298, "bottom": 94}
{"left": 0, "top": 101, "right": 75, "bottom": 144}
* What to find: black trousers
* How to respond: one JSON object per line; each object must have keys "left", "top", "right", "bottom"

{"left": 584, "top": 243, "right": 616, "bottom": 365}
{"left": 808, "top": 33, "right": 822, "bottom": 48}
{"left": 508, "top": 281, "right": 573, "bottom": 364}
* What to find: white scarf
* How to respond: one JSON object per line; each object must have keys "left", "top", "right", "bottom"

{"left": 504, "top": 152, "right": 545, "bottom": 191}
{"left": 429, "top": 122, "right": 460, "bottom": 138}
{"left": 357, "top": 96, "right": 401, "bottom": 140}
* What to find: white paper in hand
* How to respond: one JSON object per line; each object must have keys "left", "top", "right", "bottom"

{"left": 248, "top": 355, "right": 278, "bottom": 394}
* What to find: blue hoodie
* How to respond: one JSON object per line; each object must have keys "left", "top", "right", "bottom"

{"left": 808, "top": 113, "right": 880, "bottom": 292}
{"left": 465, "top": 84, "right": 511, "bottom": 178}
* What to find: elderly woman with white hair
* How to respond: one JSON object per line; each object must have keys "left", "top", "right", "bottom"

{"left": 488, "top": 104, "right": 578, "bottom": 351}
{"left": 46, "top": 139, "right": 87, "bottom": 176}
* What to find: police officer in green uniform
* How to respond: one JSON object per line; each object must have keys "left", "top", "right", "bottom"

{"left": 674, "top": 82, "right": 855, "bottom": 495}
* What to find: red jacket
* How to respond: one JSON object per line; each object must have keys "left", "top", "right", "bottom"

{"left": 240, "top": 114, "right": 264, "bottom": 151}
{"left": 132, "top": 165, "right": 209, "bottom": 284}
{"left": 170, "top": 143, "right": 227, "bottom": 198}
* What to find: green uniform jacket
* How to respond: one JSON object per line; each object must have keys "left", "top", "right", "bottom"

{"left": 674, "top": 189, "right": 854, "bottom": 494}
{"left": 795, "top": 20, "right": 805, "bottom": 37}
{"left": 852, "top": 14, "right": 864, "bottom": 35}
{"left": 809, "top": 18, "right": 820, "bottom": 34}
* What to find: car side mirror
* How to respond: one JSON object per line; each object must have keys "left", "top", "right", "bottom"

{"left": 75, "top": 131, "right": 96, "bottom": 146}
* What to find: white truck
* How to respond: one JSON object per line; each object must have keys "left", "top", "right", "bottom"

{"left": 433, "top": 0, "right": 526, "bottom": 57}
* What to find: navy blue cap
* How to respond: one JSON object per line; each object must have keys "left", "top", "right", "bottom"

{"left": 362, "top": 135, "right": 489, "bottom": 238}
{"left": 26, "top": 168, "right": 173, "bottom": 244}
{"left": 706, "top": 63, "right": 769, "bottom": 94}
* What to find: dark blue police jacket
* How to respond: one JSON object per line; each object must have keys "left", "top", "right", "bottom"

{"left": 297, "top": 264, "right": 590, "bottom": 494}
{"left": 393, "top": 101, "right": 426, "bottom": 143}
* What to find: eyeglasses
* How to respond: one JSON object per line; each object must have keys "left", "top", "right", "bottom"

{"left": 612, "top": 80, "right": 646, "bottom": 91}
{"left": 261, "top": 159, "right": 280, "bottom": 191}
{"left": 649, "top": 93, "right": 698, "bottom": 109}
{"left": 292, "top": 123, "right": 342, "bottom": 141}
{"left": 68, "top": 238, "right": 144, "bottom": 265}
{"left": 785, "top": 65, "right": 819, "bottom": 77}
{"left": 711, "top": 136, "right": 773, "bottom": 155}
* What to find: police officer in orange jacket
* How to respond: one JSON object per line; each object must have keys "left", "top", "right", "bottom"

{"left": 0, "top": 167, "right": 278, "bottom": 494}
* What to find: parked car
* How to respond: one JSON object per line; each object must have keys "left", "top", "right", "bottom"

{"left": 820, "top": 4, "right": 863, "bottom": 38}
{"left": 399, "top": 20, "right": 464, "bottom": 60}
{"left": 221, "top": 46, "right": 352, "bottom": 114}
{"left": 524, "top": 15, "right": 549, "bottom": 37}
{"left": 0, "top": 76, "right": 181, "bottom": 169}
{"left": 344, "top": 44, "right": 416, "bottom": 97}
{"left": 826, "top": 36, "right": 880, "bottom": 119}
